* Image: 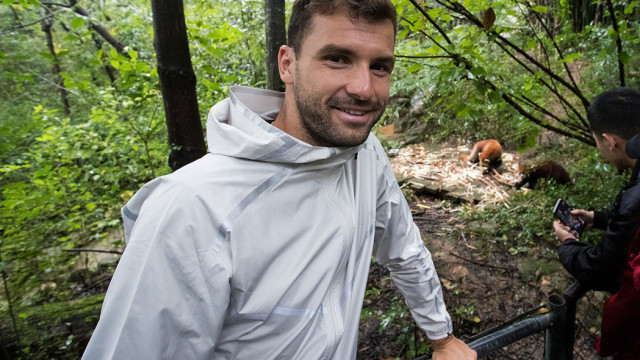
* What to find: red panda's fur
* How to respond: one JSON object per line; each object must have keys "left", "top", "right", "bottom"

{"left": 515, "top": 160, "right": 571, "bottom": 189}
{"left": 460, "top": 139, "right": 503, "bottom": 170}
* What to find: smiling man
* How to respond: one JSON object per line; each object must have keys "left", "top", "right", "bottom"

{"left": 82, "top": 1, "right": 475, "bottom": 359}
{"left": 273, "top": 9, "right": 394, "bottom": 147}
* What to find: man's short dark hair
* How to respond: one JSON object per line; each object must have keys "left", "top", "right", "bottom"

{"left": 589, "top": 87, "right": 640, "bottom": 140}
{"left": 288, "top": 0, "right": 397, "bottom": 57}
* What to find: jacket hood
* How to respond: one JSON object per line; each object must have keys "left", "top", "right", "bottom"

{"left": 206, "top": 86, "right": 362, "bottom": 164}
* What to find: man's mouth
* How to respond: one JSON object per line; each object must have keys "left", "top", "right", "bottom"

{"left": 337, "top": 107, "right": 369, "bottom": 116}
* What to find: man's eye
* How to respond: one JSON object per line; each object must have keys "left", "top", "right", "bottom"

{"left": 371, "top": 64, "right": 391, "bottom": 73}
{"left": 327, "top": 55, "right": 344, "bottom": 63}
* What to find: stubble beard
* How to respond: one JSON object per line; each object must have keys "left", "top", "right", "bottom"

{"left": 293, "top": 81, "right": 386, "bottom": 148}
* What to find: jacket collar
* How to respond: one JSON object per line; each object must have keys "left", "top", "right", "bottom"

{"left": 206, "top": 86, "right": 362, "bottom": 165}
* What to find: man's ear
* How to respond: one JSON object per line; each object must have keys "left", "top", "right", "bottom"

{"left": 602, "top": 133, "right": 623, "bottom": 151}
{"left": 278, "top": 45, "right": 295, "bottom": 85}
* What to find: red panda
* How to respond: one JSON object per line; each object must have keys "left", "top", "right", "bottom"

{"left": 515, "top": 160, "right": 571, "bottom": 189}
{"left": 460, "top": 139, "right": 503, "bottom": 170}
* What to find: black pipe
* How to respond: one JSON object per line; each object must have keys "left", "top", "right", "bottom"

{"left": 561, "top": 282, "right": 589, "bottom": 360}
{"left": 416, "top": 284, "right": 589, "bottom": 360}
{"left": 545, "top": 294, "right": 568, "bottom": 360}
{"left": 467, "top": 311, "right": 560, "bottom": 358}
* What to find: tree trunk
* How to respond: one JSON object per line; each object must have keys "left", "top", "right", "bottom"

{"left": 264, "top": 0, "right": 286, "bottom": 91}
{"left": 150, "top": 0, "right": 206, "bottom": 171}
{"left": 40, "top": 8, "right": 71, "bottom": 116}
{"left": 571, "top": 0, "right": 599, "bottom": 32}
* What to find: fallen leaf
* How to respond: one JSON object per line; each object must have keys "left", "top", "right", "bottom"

{"left": 451, "top": 265, "right": 469, "bottom": 280}
{"left": 441, "top": 278, "right": 456, "bottom": 290}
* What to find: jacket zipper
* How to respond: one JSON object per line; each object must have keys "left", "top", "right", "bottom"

{"left": 321, "top": 170, "right": 355, "bottom": 359}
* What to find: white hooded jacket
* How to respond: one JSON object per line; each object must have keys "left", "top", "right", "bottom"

{"left": 83, "top": 86, "right": 452, "bottom": 359}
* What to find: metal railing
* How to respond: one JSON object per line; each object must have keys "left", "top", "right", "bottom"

{"left": 414, "top": 282, "right": 606, "bottom": 359}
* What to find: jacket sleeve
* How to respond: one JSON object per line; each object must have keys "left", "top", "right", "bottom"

{"left": 558, "top": 192, "right": 640, "bottom": 293}
{"left": 82, "top": 179, "right": 232, "bottom": 360}
{"left": 372, "top": 149, "right": 453, "bottom": 340}
{"left": 593, "top": 210, "right": 609, "bottom": 230}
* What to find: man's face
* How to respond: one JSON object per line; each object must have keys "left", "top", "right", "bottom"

{"left": 593, "top": 132, "right": 628, "bottom": 170}
{"left": 289, "top": 11, "right": 395, "bottom": 147}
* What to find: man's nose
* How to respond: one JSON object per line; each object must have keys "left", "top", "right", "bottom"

{"left": 345, "top": 65, "right": 374, "bottom": 100}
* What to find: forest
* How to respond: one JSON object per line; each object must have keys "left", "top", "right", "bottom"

{"left": 1, "top": 0, "right": 639, "bottom": 358}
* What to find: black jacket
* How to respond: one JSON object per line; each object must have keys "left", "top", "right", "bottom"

{"left": 558, "top": 161, "right": 640, "bottom": 293}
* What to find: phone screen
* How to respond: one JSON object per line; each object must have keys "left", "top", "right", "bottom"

{"left": 553, "top": 199, "right": 585, "bottom": 236}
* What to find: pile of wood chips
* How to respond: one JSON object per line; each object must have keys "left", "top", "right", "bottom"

{"left": 390, "top": 143, "right": 525, "bottom": 207}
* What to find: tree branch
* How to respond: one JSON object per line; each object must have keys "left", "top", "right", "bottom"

{"left": 523, "top": 1, "right": 581, "bottom": 94}
{"left": 395, "top": 54, "right": 456, "bottom": 59}
{"left": 72, "top": 4, "right": 131, "bottom": 59}
{"left": 492, "top": 39, "right": 586, "bottom": 126}
{"left": 605, "top": 0, "right": 625, "bottom": 87}
{"left": 502, "top": 93, "right": 595, "bottom": 145}
{"left": 0, "top": 12, "right": 57, "bottom": 34}
{"left": 438, "top": 0, "right": 591, "bottom": 109}
{"left": 407, "top": 0, "right": 453, "bottom": 44}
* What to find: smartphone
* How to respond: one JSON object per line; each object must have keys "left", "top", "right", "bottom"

{"left": 553, "top": 199, "right": 585, "bottom": 236}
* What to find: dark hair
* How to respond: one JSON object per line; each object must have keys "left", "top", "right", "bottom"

{"left": 588, "top": 87, "right": 640, "bottom": 140}
{"left": 287, "top": 0, "right": 397, "bottom": 57}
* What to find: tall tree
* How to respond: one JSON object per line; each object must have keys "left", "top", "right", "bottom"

{"left": 40, "top": 7, "right": 71, "bottom": 116}
{"left": 150, "top": 0, "right": 206, "bottom": 171}
{"left": 264, "top": 0, "right": 286, "bottom": 91}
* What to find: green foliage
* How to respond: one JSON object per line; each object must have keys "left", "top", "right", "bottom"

{"left": 8, "top": 294, "right": 105, "bottom": 360}
{"left": 0, "top": 0, "right": 270, "bottom": 355}
{"left": 389, "top": 0, "right": 640, "bottom": 148}
{"left": 187, "top": 0, "right": 271, "bottom": 119}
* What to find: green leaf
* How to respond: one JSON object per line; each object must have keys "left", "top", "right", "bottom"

{"left": 624, "top": 2, "right": 638, "bottom": 14}
{"left": 85, "top": 203, "right": 96, "bottom": 211}
{"left": 57, "top": 50, "right": 69, "bottom": 57}
{"left": 38, "top": 52, "right": 55, "bottom": 60}
{"left": 407, "top": 63, "right": 422, "bottom": 73}
{"left": 110, "top": 60, "right": 120, "bottom": 69}
{"left": 456, "top": 106, "right": 470, "bottom": 117}
{"left": 563, "top": 53, "right": 580, "bottom": 63}
{"left": 532, "top": 6, "right": 547, "bottom": 13}
{"left": 202, "top": 78, "right": 221, "bottom": 91}
{"left": 136, "top": 62, "right": 150, "bottom": 72}
{"left": 35, "top": 134, "right": 55, "bottom": 142}
{"left": 398, "top": 28, "right": 409, "bottom": 40}
{"left": 59, "top": 72, "right": 72, "bottom": 81}
{"left": 71, "top": 17, "right": 85, "bottom": 29}
{"left": 427, "top": 8, "right": 441, "bottom": 18}
{"left": 469, "top": 67, "right": 487, "bottom": 77}
{"left": 620, "top": 50, "right": 630, "bottom": 64}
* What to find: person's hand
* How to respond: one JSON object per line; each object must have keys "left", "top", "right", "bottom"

{"left": 431, "top": 334, "right": 476, "bottom": 360}
{"left": 553, "top": 220, "right": 579, "bottom": 243}
{"left": 570, "top": 209, "right": 594, "bottom": 230}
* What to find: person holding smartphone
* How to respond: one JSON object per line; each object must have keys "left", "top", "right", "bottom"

{"left": 552, "top": 88, "right": 640, "bottom": 358}
{"left": 553, "top": 88, "right": 640, "bottom": 292}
